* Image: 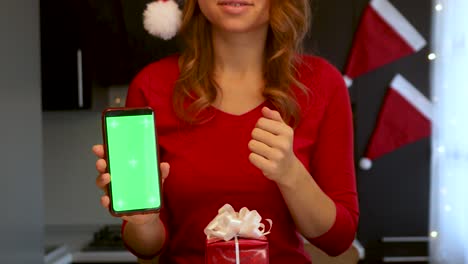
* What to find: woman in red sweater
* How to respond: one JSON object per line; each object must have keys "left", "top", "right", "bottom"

{"left": 93, "top": 0, "right": 358, "bottom": 263}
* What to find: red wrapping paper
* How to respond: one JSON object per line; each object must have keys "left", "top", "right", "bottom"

{"left": 205, "top": 237, "right": 269, "bottom": 264}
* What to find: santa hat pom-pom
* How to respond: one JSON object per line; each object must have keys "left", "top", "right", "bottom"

{"left": 360, "top": 158, "right": 373, "bottom": 170}
{"left": 143, "top": 0, "right": 182, "bottom": 40}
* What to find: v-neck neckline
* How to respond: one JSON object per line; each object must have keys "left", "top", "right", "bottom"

{"left": 210, "top": 100, "right": 267, "bottom": 120}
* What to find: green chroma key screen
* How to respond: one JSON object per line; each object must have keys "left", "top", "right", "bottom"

{"left": 105, "top": 112, "right": 161, "bottom": 213}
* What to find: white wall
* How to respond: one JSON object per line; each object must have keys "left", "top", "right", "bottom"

{"left": 0, "top": 0, "right": 44, "bottom": 262}
{"left": 43, "top": 111, "right": 120, "bottom": 226}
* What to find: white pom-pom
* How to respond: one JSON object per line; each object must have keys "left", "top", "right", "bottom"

{"left": 343, "top": 75, "right": 353, "bottom": 88}
{"left": 359, "top": 158, "right": 373, "bottom": 170}
{"left": 143, "top": 0, "right": 182, "bottom": 40}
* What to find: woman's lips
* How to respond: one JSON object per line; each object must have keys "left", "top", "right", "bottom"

{"left": 218, "top": 1, "right": 254, "bottom": 6}
{"left": 217, "top": 1, "right": 254, "bottom": 15}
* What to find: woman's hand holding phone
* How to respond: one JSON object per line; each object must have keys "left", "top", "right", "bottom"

{"left": 92, "top": 144, "right": 170, "bottom": 225}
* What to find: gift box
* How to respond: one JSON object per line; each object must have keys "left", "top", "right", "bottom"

{"left": 204, "top": 204, "right": 272, "bottom": 264}
{"left": 205, "top": 237, "right": 269, "bottom": 264}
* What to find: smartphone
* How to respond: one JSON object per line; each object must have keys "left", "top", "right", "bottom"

{"left": 102, "top": 107, "right": 162, "bottom": 216}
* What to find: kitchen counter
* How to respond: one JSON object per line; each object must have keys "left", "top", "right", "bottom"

{"left": 45, "top": 225, "right": 138, "bottom": 263}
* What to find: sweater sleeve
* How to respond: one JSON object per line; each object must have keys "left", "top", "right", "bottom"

{"left": 305, "top": 66, "right": 359, "bottom": 256}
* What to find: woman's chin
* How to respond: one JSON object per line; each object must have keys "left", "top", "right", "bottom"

{"left": 213, "top": 22, "right": 268, "bottom": 35}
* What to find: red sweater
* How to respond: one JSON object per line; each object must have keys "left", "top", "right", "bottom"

{"left": 123, "top": 54, "right": 359, "bottom": 263}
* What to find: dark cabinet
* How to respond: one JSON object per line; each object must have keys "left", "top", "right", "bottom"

{"left": 40, "top": 0, "right": 92, "bottom": 110}
{"left": 40, "top": 0, "right": 180, "bottom": 110}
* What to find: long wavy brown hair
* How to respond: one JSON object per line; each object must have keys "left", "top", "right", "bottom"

{"left": 173, "top": 0, "right": 311, "bottom": 126}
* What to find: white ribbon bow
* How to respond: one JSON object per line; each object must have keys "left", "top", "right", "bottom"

{"left": 204, "top": 204, "right": 273, "bottom": 242}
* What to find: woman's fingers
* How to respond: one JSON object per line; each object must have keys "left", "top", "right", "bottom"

{"left": 261, "top": 107, "right": 284, "bottom": 123}
{"left": 160, "top": 162, "right": 170, "bottom": 183}
{"left": 94, "top": 144, "right": 109, "bottom": 209}
{"left": 96, "top": 173, "right": 110, "bottom": 190}
{"left": 100, "top": 195, "right": 110, "bottom": 209}
{"left": 92, "top": 144, "right": 104, "bottom": 158}
{"left": 96, "top": 159, "right": 107, "bottom": 173}
{"left": 251, "top": 127, "right": 277, "bottom": 147}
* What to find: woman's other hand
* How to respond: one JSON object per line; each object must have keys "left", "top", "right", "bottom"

{"left": 248, "top": 107, "right": 301, "bottom": 188}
